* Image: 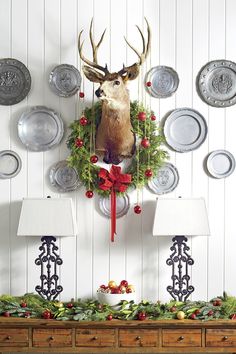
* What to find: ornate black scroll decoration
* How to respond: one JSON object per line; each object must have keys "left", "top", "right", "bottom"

{"left": 166, "top": 236, "right": 194, "bottom": 301}
{"left": 35, "top": 236, "right": 63, "bottom": 301}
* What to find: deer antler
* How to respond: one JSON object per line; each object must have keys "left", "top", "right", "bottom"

{"left": 118, "top": 17, "right": 151, "bottom": 80}
{"left": 78, "top": 18, "right": 109, "bottom": 75}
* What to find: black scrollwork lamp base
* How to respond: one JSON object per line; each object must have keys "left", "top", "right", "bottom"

{"left": 35, "top": 236, "right": 63, "bottom": 301}
{"left": 166, "top": 236, "right": 194, "bottom": 302}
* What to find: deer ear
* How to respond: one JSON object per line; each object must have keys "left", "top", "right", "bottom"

{"left": 83, "top": 65, "right": 105, "bottom": 83}
{"left": 121, "top": 63, "right": 140, "bottom": 82}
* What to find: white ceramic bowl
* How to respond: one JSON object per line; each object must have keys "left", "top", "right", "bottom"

{"left": 97, "top": 292, "right": 135, "bottom": 306}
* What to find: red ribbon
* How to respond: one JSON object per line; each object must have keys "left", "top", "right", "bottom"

{"left": 98, "top": 165, "right": 132, "bottom": 242}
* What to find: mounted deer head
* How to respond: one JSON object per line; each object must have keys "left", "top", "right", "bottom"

{"left": 78, "top": 18, "right": 151, "bottom": 165}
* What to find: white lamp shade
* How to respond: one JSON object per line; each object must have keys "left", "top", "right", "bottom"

{"left": 153, "top": 198, "right": 210, "bottom": 236}
{"left": 17, "top": 198, "right": 77, "bottom": 237}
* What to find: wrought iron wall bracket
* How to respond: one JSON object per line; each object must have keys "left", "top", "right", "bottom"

{"left": 166, "top": 235, "right": 194, "bottom": 301}
{"left": 35, "top": 236, "right": 63, "bottom": 301}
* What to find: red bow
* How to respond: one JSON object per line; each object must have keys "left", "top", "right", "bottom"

{"left": 98, "top": 165, "right": 131, "bottom": 242}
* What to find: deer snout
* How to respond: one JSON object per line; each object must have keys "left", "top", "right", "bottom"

{"left": 95, "top": 88, "right": 104, "bottom": 98}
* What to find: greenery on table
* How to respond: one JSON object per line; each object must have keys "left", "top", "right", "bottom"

{"left": 1, "top": 292, "right": 236, "bottom": 322}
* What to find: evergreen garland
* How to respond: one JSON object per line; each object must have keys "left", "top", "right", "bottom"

{"left": 67, "top": 101, "right": 168, "bottom": 196}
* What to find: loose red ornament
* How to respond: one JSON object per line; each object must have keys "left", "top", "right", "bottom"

{"left": 230, "top": 313, "right": 236, "bottom": 320}
{"left": 42, "top": 310, "right": 52, "bottom": 319}
{"left": 90, "top": 155, "right": 98, "bottom": 163}
{"left": 75, "top": 138, "right": 84, "bottom": 148}
{"left": 151, "top": 115, "right": 156, "bottom": 121}
{"left": 146, "top": 81, "right": 152, "bottom": 87}
{"left": 138, "top": 311, "right": 146, "bottom": 321}
{"left": 107, "top": 314, "right": 113, "bottom": 321}
{"left": 67, "top": 303, "right": 74, "bottom": 309}
{"left": 79, "top": 116, "right": 88, "bottom": 126}
{"left": 20, "top": 302, "right": 27, "bottom": 308}
{"left": 141, "top": 138, "right": 150, "bottom": 148}
{"left": 85, "top": 190, "right": 94, "bottom": 198}
{"left": 24, "top": 312, "right": 31, "bottom": 318}
{"left": 134, "top": 205, "right": 142, "bottom": 214}
{"left": 79, "top": 92, "right": 85, "bottom": 98}
{"left": 138, "top": 111, "right": 146, "bottom": 121}
{"left": 3, "top": 312, "right": 10, "bottom": 317}
{"left": 190, "top": 313, "right": 196, "bottom": 320}
{"left": 145, "top": 169, "right": 153, "bottom": 178}
{"left": 208, "top": 310, "right": 214, "bottom": 316}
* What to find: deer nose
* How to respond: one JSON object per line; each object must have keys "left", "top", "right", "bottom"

{"left": 95, "top": 88, "right": 103, "bottom": 98}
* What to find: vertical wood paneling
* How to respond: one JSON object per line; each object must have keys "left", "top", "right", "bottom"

{"left": 208, "top": 0, "right": 226, "bottom": 299}
{"left": 0, "top": 0, "right": 236, "bottom": 310}
{"left": 0, "top": 0, "right": 11, "bottom": 294}
{"left": 191, "top": 0, "right": 209, "bottom": 301}
{"left": 10, "top": 0, "right": 28, "bottom": 295}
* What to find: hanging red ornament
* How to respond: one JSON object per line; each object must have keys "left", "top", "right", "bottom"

{"left": 151, "top": 114, "right": 156, "bottom": 121}
{"left": 79, "top": 92, "right": 85, "bottom": 98}
{"left": 75, "top": 138, "right": 84, "bottom": 148}
{"left": 79, "top": 116, "right": 88, "bottom": 126}
{"left": 138, "top": 111, "right": 146, "bottom": 121}
{"left": 141, "top": 138, "right": 150, "bottom": 148}
{"left": 145, "top": 169, "right": 153, "bottom": 178}
{"left": 90, "top": 155, "right": 98, "bottom": 163}
{"left": 85, "top": 190, "right": 94, "bottom": 198}
{"left": 146, "top": 81, "right": 152, "bottom": 87}
{"left": 134, "top": 205, "right": 142, "bottom": 214}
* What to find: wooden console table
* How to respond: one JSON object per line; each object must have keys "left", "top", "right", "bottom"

{"left": 0, "top": 317, "right": 236, "bottom": 353}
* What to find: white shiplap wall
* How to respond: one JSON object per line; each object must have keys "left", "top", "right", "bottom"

{"left": 0, "top": 0, "right": 236, "bottom": 308}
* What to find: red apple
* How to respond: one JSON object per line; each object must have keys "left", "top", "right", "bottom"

{"left": 120, "top": 280, "right": 128, "bottom": 287}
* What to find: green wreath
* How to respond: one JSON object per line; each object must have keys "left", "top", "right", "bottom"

{"left": 67, "top": 101, "right": 168, "bottom": 197}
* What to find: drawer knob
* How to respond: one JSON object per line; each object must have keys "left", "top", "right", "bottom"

{"left": 223, "top": 336, "right": 228, "bottom": 341}
{"left": 136, "top": 336, "right": 141, "bottom": 340}
{"left": 49, "top": 336, "right": 54, "bottom": 341}
{"left": 178, "top": 336, "right": 184, "bottom": 341}
{"left": 92, "top": 336, "right": 98, "bottom": 340}
{"left": 6, "top": 336, "right": 11, "bottom": 340}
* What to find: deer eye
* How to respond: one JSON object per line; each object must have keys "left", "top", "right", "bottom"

{"left": 114, "top": 80, "right": 120, "bottom": 86}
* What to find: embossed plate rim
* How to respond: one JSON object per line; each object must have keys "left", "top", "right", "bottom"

{"left": 147, "top": 162, "right": 179, "bottom": 195}
{"left": 145, "top": 65, "right": 179, "bottom": 98}
{"left": 0, "top": 58, "right": 31, "bottom": 106}
{"left": 49, "top": 63, "right": 82, "bottom": 97}
{"left": 18, "top": 105, "right": 64, "bottom": 151}
{"left": 163, "top": 108, "right": 208, "bottom": 152}
{"left": 196, "top": 59, "right": 236, "bottom": 107}
{"left": 49, "top": 160, "right": 82, "bottom": 192}
{"left": 0, "top": 150, "right": 22, "bottom": 179}
{"left": 206, "top": 149, "right": 235, "bottom": 178}
{"left": 99, "top": 193, "right": 130, "bottom": 219}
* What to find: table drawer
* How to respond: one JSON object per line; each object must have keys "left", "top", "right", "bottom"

{"left": 119, "top": 329, "right": 158, "bottom": 347}
{"left": 162, "top": 329, "right": 202, "bottom": 347}
{"left": 0, "top": 328, "right": 28, "bottom": 347}
{"left": 33, "top": 328, "right": 72, "bottom": 347}
{"left": 76, "top": 329, "right": 115, "bottom": 347}
{"left": 206, "top": 329, "right": 236, "bottom": 347}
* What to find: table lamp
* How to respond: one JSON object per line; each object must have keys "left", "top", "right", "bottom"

{"left": 153, "top": 197, "right": 210, "bottom": 301}
{"left": 17, "top": 197, "right": 77, "bottom": 300}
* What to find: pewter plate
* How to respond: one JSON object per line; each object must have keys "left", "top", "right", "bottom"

{"left": 147, "top": 163, "right": 179, "bottom": 195}
{"left": 18, "top": 106, "right": 64, "bottom": 151}
{"left": 49, "top": 160, "right": 81, "bottom": 192}
{"left": 206, "top": 150, "right": 235, "bottom": 178}
{"left": 99, "top": 193, "right": 130, "bottom": 219}
{"left": 0, "top": 150, "right": 22, "bottom": 179}
{"left": 0, "top": 58, "right": 31, "bottom": 105}
{"left": 197, "top": 60, "right": 236, "bottom": 107}
{"left": 164, "top": 108, "right": 208, "bottom": 152}
{"left": 49, "top": 64, "right": 82, "bottom": 97}
{"left": 145, "top": 66, "right": 179, "bottom": 98}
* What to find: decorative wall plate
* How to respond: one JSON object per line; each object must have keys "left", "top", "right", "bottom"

{"left": 164, "top": 108, "right": 207, "bottom": 152}
{"left": 197, "top": 60, "right": 236, "bottom": 107}
{"left": 99, "top": 194, "right": 130, "bottom": 218}
{"left": 49, "top": 160, "right": 81, "bottom": 192}
{"left": 206, "top": 150, "right": 235, "bottom": 178}
{"left": 0, "top": 58, "right": 31, "bottom": 105}
{"left": 147, "top": 163, "right": 179, "bottom": 194}
{"left": 49, "top": 64, "right": 82, "bottom": 97}
{"left": 18, "top": 106, "right": 64, "bottom": 151}
{"left": 145, "top": 66, "right": 179, "bottom": 98}
{"left": 0, "top": 150, "right": 22, "bottom": 179}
